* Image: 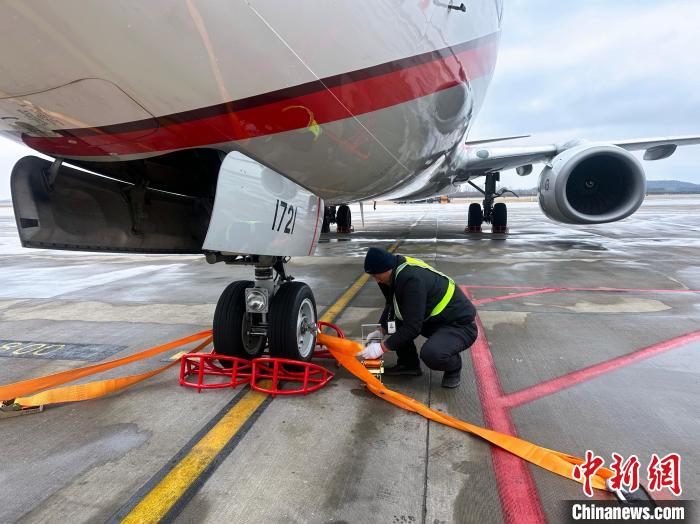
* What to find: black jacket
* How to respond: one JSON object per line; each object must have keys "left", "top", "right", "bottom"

{"left": 378, "top": 255, "right": 476, "bottom": 351}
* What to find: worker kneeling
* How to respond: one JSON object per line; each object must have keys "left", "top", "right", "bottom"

{"left": 357, "top": 247, "right": 478, "bottom": 388}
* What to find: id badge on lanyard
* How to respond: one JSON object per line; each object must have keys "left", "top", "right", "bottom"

{"left": 387, "top": 275, "right": 397, "bottom": 334}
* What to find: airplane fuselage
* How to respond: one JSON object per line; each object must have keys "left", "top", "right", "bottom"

{"left": 0, "top": 0, "right": 502, "bottom": 203}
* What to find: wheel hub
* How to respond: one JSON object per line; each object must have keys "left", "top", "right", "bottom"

{"left": 296, "top": 298, "right": 316, "bottom": 358}
{"left": 241, "top": 313, "right": 263, "bottom": 355}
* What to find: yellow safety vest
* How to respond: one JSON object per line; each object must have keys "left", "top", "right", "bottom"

{"left": 392, "top": 256, "right": 455, "bottom": 321}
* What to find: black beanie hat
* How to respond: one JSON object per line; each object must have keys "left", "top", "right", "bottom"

{"left": 364, "top": 247, "right": 395, "bottom": 274}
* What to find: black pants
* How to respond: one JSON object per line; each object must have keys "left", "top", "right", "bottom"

{"left": 395, "top": 322, "right": 478, "bottom": 372}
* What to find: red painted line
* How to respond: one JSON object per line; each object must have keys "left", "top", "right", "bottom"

{"left": 465, "top": 285, "right": 700, "bottom": 294}
{"left": 308, "top": 196, "right": 323, "bottom": 256}
{"left": 465, "top": 289, "right": 546, "bottom": 524}
{"left": 467, "top": 285, "right": 540, "bottom": 290}
{"left": 466, "top": 287, "right": 561, "bottom": 306}
{"left": 463, "top": 282, "right": 700, "bottom": 515}
{"left": 559, "top": 286, "right": 700, "bottom": 294}
{"left": 502, "top": 330, "right": 700, "bottom": 408}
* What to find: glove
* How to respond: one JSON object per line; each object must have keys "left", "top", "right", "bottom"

{"left": 357, "top": 341, "right": 384, "bottom": 360}
{"left": 365, "top": 329, "right": 383, "bottom": 345}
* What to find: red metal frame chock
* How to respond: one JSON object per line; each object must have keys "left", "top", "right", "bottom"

{"left": 250, "top": 358, "right": 334, "bottom": 397}
{"left": 179, "top": 353, "right": 252, "bottom": 392}
{"left": 180, "top": 321, "right": 343, "bottom": 396}
{"left": 464, "top": 225, "right": 482, "bottom": 233}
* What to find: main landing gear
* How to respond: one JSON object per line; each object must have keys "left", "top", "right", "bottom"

{"left": 465, "top": 172, "right": 516, "bottom": 234}
{"left": 208, "top": 255, "right": 317, "bottom": 365}
{"left": 321, "top": 205, "right": 336, "bottom": 233}
{"left": 321, "top": 204, "right": 352, "bottom": 233}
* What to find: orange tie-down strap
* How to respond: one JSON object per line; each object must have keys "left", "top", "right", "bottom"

{"left": 317, "top": 333, "right": 614, "bottom": 493}
{"left": 0, "top": 331, "right": 213, "bottom": 410}
{"left": 2, "top": 329, "right": 611, "bottom": 493}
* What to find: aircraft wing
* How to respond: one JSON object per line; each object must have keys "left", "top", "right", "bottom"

{"left": 613, "top": 135, "right": 700, "bottom": 160}
{"left": 456, "top": 135, "right": 700, "bottom": 179}
{"left": 458, "top": 144, "right": 559, "bottom": 176}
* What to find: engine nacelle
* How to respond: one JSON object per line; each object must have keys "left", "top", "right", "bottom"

{"left": 538, "top": 144, "right": 646, "bottom": 224}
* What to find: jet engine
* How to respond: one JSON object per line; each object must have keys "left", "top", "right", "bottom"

{"left": 537, "top": 143, "right": 646, "bottom": 224}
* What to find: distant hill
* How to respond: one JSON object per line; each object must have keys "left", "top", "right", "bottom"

{"left": 646, "top": 180, "right": 700, "bottom": 193}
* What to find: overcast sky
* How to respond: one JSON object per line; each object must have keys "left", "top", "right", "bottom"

{"left": 1, "top": 0, "right": 699, "bottom": 198}
{"left": 475, "top": 0, "right": 700, "bottom": 188}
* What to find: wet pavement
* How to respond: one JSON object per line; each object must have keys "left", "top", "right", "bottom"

{"left": 0, "top": 198, "right": 698, "bottom": 523}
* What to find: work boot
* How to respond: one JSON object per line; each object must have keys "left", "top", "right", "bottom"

{"left": 384, "top": 362, "right": 422, "bottom": 376}
{"left": 441, "top": 368, "right": 461, "bottom": 388}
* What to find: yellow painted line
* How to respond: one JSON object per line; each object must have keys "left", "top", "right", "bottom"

{"left": 121, "top": 387, "right": 268, "bottom": 524}
{"left": 319, "top": 274, "right": 370, "bottom": 324}
{"left": 319, "top": 240, "right": 399, "bottom": 324}
{"left": 169, "top": 350, "right": 188, "bottom": 361}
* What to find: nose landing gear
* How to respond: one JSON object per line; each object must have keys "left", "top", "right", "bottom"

{"left": 210, "top": 255, "right": 317, "bottom": 364}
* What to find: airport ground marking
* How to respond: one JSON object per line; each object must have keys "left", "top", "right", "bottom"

{"left": 319, "top": 273, "right": 370, "bottom": 324}
{"left": 502, "top": 329, "right": 700, "bottom": 408}
{"left": 466, "top": 284, "right": 700, "bottom": 294}
{"left": 462, "top": 284, "right": 700, "bottom": 524}
{"left": 119, "top": 387, "right": 270, "bottom": 524}
{"left": 464, "top": 287, "right": 546, "bottom": 524}
{"left": 470, "top": 287, "right": 561, "bottom": 306}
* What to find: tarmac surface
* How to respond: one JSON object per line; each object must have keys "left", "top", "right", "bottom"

{"left": 0, "top": 198, "right": 698, "bottom": 523}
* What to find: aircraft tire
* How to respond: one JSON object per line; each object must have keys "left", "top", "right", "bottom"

{"left": 268, "top": 282, "right": 317, "bottom": 362}
{"left": 336, "top": 204, "right": 351, "bottom": 230}
{"left": 493, "top": 202, "right": 507, "bottom": 228}
{"left": 213, "top": 280, "right": 267, "bottom": 365}
{"left": 468, "top": 203, "right": 483, "bottom": 227}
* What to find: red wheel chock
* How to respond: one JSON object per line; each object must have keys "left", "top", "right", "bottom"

{"left": 180, "top": 321, "right": 343, "bottom": 396}
{"left": 250, "top": 358, "right": 334, "bottom": 397}
{"left": 491, "top": 225, "right": 508, "bottom": 234}
{"left": 180, "top": 354, "right": 334, "bottom": 396}
{"left": 464, "top": 225, "right": 482, "bottom": 233}
{"left": 179, "top": 354, "right": 252, "bottom": 392}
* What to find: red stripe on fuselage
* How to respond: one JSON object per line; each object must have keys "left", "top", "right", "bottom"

{"left": 24, "top": 34, "right": 499, "bottom": 157}
{"left": 308, "top": 196, "right": 322, "bottom": 256}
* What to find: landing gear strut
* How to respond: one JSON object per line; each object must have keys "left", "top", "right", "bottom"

{"left": 466, "top": 172, "right": 516, "bottom": 233}
{"left": 210, "top": 255, "right": 317, "bottom": 364}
